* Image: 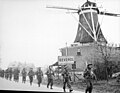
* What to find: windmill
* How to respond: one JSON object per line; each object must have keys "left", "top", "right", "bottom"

{"left": 46, "top": 0, "right": 120, "bottom": 44}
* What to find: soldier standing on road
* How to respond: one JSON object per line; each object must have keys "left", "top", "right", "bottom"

{"left": 62, "top": 65, "right": 73, "bottom": 92}
{"left": 46, "top": 66, "right": 54, "bottom": 89}
{"left": 83, "top": 64, "right": 96, "bottom": 93}
{"left": 28, "top": 68, "right": 35, "bottom": 85}
{"left": 36, "top": 67, "right": 43, "bottom": 87}
{"left": 21, "top": 68, "right": 27, "bottom": 83}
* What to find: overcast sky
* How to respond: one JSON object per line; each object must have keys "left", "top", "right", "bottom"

{"left": 0, "top": 0, "right": 120, "bottom": 69}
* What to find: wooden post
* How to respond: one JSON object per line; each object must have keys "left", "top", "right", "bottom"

{"left": 72, "top": 61, "right": 76, "bottom": 82}
{"left": 58, "top": 65, "right": 59, "bottom": 79}
{"left": 74, "top": 69, "right": 75, "bottom": 82}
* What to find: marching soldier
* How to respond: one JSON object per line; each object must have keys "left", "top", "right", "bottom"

{"left": 13, "top": 68, "right": 17, "bottom": 82}
{"left": 13, "top": 68, "right": 20, "bottom": 82}
{"left": 116, "top": 73, "right": 120, "bottom": 83}
{"left": 0, "top": 69, "right": 2, "bottom": 77}
{"left": 46, "top": 66, "right": 54, "bottom": 89}
{"left": 5, "top": 68, "right": 9, "bottom": 80}
{"left": 83, "top": 64, "right": 96, "bottom": 93}
{"left": 16, "top": 68, "right": 20, "bottom": 82}
{"left": 36, "top": 67, "right": 43, "bottom": 87}
{"left": 13, "top": 69, "right": 16, "bottom": 81}
{"left": 21, "top": 68, "right": 27, "bottom": 83}
{"left": 1, "top": 70, "right": 4, "bottom": 78}
{"left": 9, "top": 68, "right": 13, "bottom": 81}
{"left": 62, "top": 65, "right": 73, "bottom": 92}
{"left": 28, "top": 68, "right": 35, "bottom": 85}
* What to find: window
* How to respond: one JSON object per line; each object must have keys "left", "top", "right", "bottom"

{"left": 77, "top": 48, "right": 81, "bottom": 56}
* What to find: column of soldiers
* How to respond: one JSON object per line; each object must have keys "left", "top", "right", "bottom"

{"left": 0, "top": 67, "right": 20, "bottom": 82}
{"left": 2, "top": 64, "right": 117, "bottom": 93}
{"left": 45, "top": 65, "right": 74, "bottom": 92}
{"left": 0, "top": 67, "right": 24, "bottom": 83}
{"left": 4, "top": 68, "right": 14, "bottom": 81}
{"left": 24, "top": 67, "right": 44, "bottom": 86}
{"left": 0, "top": 65, "right": 96, "bottom": 93}
{"left": 0, "top": 67, "right": 43, "bottom": 86}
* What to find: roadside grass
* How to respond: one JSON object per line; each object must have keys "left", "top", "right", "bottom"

{"left": 31, "top": 77, "right": 120, "bottom": 93}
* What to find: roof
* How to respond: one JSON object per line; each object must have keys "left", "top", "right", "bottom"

{"left": 82, "top": 0, "right": 96, "bottom": 7}
{"left": 51, "top": 62, "right": 59, "bottom": 66}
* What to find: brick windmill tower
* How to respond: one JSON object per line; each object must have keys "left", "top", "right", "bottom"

{"left": 47, "top": 0, "right": 120, "bottom": 71}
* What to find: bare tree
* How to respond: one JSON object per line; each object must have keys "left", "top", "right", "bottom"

{"left": 93, "top": 43, "right": 120, "bottom": 81}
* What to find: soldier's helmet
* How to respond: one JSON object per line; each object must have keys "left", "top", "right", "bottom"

{"left": 38, "top": 67, "right": 41, "bottom": 70}
{"left": 23, "top": 68, "right": 25, "bottom": 70}
{"left": 87, "top": 64, "right": 93, "bottom": 69}
{"left": 30, "top": 68, "right": 33, "bottom": 70}
{"left": 49, "top": 65, "right": 52, "bottom": 69}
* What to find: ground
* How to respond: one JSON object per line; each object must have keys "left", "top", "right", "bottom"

{"left": 0, "top": 77, "right": 84, "bottom": 93}
{"left": 50, "top": 79, "right": 120, "bottom": 93}
{"left": 0, "top": 76, "right": 120, "bottom": 93}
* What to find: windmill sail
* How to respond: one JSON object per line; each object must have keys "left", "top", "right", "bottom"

{"left": 96, "top": 23, "right": 107, "bottom": 43}
{"left": 74, "top": 1, "right": 107, "bottom": 44}
{"left": 46, "top": 0, "right": 120, "bottom": 44}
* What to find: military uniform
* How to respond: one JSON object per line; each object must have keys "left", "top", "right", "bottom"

{"left": 62, "top": 66, "right": 73, "bottom": 92}
{"left": 9, "top": 68, "right": 13, "bottom": 81}
{"left": 36, "top": 67, "right": 43, "bottom": 87}
{"left": 46, "top": 66, "right": 54, "bottom": 89}
{"left": 21, "top": 68, "right": 27, "bottom": 83}
{"left": 116, "top": 74, "right": 120, "bottom": 83}
{"left": 0, "top": 70, "right": 4, "bottom": 78}
{"left": 1, "top": 70, "right": 4, "bottom": 78}
{"left": 13, "top": 68, "right": 20, "bottom": 82}
{"left": 5, "top": 68, "right": 9, "bottom": 80}
{"left": 0, "top": 70, "right": 1, "bottom": 77}
{"left": 83, "top": 64, "right": 96, "bottom": 93}
{"left": 28, "top": 68, "right": 34, "bottom": 85}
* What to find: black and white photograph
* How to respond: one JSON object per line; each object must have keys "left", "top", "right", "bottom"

{"left": 0, "top": 0, "right": 120, "bottom": 93}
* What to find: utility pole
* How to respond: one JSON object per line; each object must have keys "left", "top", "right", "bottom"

{"left": 72, "top": 61, "right": 76, "bottom": 82}
{"left": 58, "top": 63, "right": 60, "bottom": 80}
{"left": 66, "top": 42, "right": 68, "bottom": 56}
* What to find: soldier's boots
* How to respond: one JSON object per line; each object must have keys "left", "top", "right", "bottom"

{"left": 38, "top": 84, "right": 40, "bottom": 87}
{"left": 30, "top": 82, "right": 32, "bottom": 85}
{"left": 50, "top": 86, "right": 53, "bottom": 89}
{"left": 63, "top": 89, "right": 73, "bottom": 92}
{"left": 47, "top": 85, "right": 49, "bottom": 88}
{"left": 64, "top": 89, "right": 66, "bottom": 92}
{"left": 69, "top": 89, "right": 73, "bottom": 92}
